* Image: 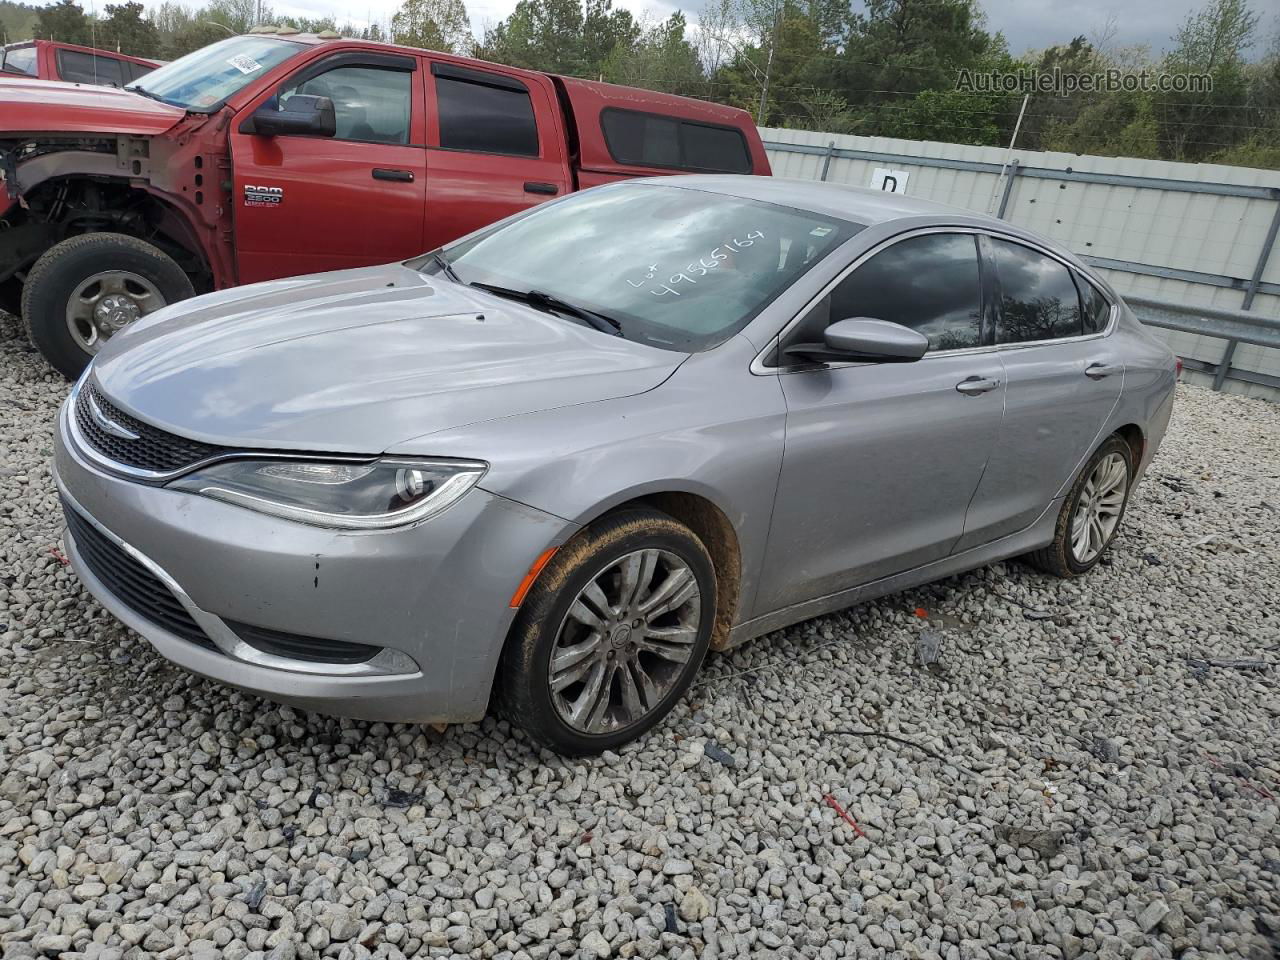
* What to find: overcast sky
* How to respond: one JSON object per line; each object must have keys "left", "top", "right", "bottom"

{"left": 229, "top": 0, "right": 1270, "bottom": 60}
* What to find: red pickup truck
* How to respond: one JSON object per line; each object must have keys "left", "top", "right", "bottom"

{"left": 0, "top": 31, "right": 769, "bottom": 377}
{"left": 2, "top": 39, "right": 160, "bottom": 87}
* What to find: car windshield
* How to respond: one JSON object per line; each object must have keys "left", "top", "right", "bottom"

{"left": 431, "top": 182, "right": 857, "bottom": 352}
{"left": 126, "top": 36, "right": 303, "bottom": 110}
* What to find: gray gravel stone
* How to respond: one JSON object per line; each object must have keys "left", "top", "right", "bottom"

{"left": 0, "top": 312, "right": 1277, "bottom": 959}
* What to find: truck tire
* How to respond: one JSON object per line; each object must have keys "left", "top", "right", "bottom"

{"left": 22, "top": 233, "right": 194, "bottom": 379}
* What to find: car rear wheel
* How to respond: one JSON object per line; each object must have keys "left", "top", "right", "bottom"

{"left": 498, "top": 508, "right": 716, "bottom": 755}
{"left": 1026, "top": 435, "right": 1134, "bottom": 577}
{"left": 22, "top": 233, "right": 194, "bottom": 379}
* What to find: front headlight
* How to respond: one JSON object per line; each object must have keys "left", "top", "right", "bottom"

{"left": 166, "top": 457, "right": 486, "bottom": 529}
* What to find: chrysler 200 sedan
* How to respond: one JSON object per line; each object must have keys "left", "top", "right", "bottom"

{"left": 54, "top": 177, "right": 1176, "bottom": 754}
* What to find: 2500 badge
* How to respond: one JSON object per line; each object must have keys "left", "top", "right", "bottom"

{"left": 244, "top": 184, "right": 283, "bottom": 207}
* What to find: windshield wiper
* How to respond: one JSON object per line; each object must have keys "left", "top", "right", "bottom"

{"left": 429, "top": 250, "right": 461, "bottom": 284}
{"left": 127, "top": 84, "right": 162, "bottom": 102}
{"left": 469, "top": 281, "right": 623, "bottom": 336}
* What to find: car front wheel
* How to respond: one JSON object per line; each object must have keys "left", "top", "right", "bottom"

{"left": 1027, "top": 434, "right": 1134, "bottom": 577}
{"left": 22, "top": 233, "right": 194, "bottom": 379}
{"left": 499, "top": 508, "right": 716, "bottom": 755}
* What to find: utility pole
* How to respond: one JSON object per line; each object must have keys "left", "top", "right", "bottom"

{"left": 756, "top": 0, "right": 781, "bottom": 124}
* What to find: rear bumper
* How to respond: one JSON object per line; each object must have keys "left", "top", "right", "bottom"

{"left": 55, "top": 396, "right": 574, "bottom": 722}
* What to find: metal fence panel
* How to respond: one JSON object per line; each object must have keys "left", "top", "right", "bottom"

{"left": 760, "top": 127, "right": 1280, "bottom": 401}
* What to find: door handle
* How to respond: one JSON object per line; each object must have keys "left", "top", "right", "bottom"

{"left": 372, "top": 168, "right": 414, "bottom": 182}
{"left": 524, "top": 181, "right": 558, "bottom": 195}
{"left": 1085, "top": 362, "right": 1122, "bottom": 379}
{"left": 956, "top": 376, "right": 1000, "bottom": 396}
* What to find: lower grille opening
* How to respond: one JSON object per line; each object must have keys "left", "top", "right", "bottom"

{"left": 62, "top": 501, "right": 218, "bottom": 652}
{"left": 226, "top": 620, "right": 379, "bottom": 665}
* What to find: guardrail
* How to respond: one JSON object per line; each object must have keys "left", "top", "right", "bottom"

{"left": 1127, "top": 296, "right": 1280, "bottom": 391}
{"left": 761, "top": 136, "right": 1280, "bottom": 397}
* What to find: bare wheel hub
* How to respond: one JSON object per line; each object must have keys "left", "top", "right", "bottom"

{"left": 549, "top": 548, "right": 701, "bottom": 735}
{"left": 66, "top": 270, "right": 166, "bottom": 354}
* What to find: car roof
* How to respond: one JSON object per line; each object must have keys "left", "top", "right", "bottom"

{"left": 651, "top": 174, "right": 990, "bottom": 227}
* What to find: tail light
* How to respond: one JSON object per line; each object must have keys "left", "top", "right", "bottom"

{"left": 1175, "top": 357, "right": 1183, "bottom": 377}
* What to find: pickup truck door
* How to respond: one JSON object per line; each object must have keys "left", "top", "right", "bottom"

{"left": 229, "top": 51, "right": 428, "bottom": 284}
{"left": 421, "top": 62, "right": 573, "bottom": 252}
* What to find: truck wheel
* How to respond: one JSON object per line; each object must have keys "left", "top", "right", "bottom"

{"left": 22, "top": 233, "right": 194, "bottom": 379}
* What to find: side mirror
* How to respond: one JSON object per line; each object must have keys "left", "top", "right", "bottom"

{"left": 242, "top": 94, "right": 336, "bottom": 138}
{"left": 783, "top": 317, "right": 929, "bottom": 364}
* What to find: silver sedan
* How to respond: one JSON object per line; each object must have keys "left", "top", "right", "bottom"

{"left": 54, "top": 176, "right": 1177, "bottom": 754}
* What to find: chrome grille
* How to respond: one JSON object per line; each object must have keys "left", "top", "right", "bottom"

{"left": 73, "top": 383, "right": 222, "bottom": 475}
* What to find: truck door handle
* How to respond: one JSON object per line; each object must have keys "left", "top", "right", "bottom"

{"left": 524, "top": 181, "right": 558, "bottom": 195}
{"left": 372, "top": 168, "right": 414, "bottom": 182}
{"left": 1085, "top": 362, "right": 1122, "bottom": 379}
{"left": 956, "top": 376, "right": 1000, "bottom": 396}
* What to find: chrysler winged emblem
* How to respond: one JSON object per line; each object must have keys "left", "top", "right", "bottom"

{"left": 87, "top": 393, "right": 140, "bottom": 441}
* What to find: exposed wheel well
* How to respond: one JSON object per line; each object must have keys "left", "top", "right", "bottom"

{"left": 1, "top": 176, "right": 211, "bottom": 292}
{"left": 1113, "top": 423, "right": 1145, "bottom": 470}
{"left": 592, "top": 493, "right": 742, "bottom": 651}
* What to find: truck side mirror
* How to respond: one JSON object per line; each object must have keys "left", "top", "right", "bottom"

{"left": 241, "top": 94, "right": 336, "bottom": 138}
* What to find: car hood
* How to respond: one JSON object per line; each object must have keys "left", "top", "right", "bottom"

{"left": 92, "top": 262, "right": 685, "bottom": 453}
{"left": 0, "top": 77, "right": 185, "bottom": 135}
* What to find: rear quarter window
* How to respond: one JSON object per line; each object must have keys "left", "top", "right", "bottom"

{"left": 1076, "top": 274, "right": 1112, "bottom": 334}
{"left": 2, "top": 46, "right": 37, "bottom": 77}
{"left": 601, "top": 108, "right": 752, "bottom": 174}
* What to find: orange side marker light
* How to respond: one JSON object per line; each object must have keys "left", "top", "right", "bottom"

{"left": 509, "top": 547, "right": 559, "bottom": 608}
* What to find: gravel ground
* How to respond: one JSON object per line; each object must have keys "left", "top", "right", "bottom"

{"left": 0, "top": 309, "right": 1277, "bottom": 960}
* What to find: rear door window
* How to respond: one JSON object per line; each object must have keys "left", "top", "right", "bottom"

{"left": 434, "top": 66, "right": 539, "bottom": 157}
{"left": 990, "top": 238, "right": 1084, "bottom": 344}
{"left": 58, "top": 50, "right": 125, "bottom": 86}
{"left": 601, "top": 109, "right": 752, "bottom": 173}
{"left": 2, "top": 46, "right": 38, "bottom": 77}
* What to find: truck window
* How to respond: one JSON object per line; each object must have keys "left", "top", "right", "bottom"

{"left": 434, "top": 66, "right": 538, "bottom": 157}
{"left": 58, "top": 50, "right": 125, "bottom": 87}
{"left": 601, "top": 109, "right": 752, "bottom": 174}
{"left": 2, "top": 46, "right": 37, "bottom": 77}
{"left": 283, "top": 66, "right": 412, "bottom": 145}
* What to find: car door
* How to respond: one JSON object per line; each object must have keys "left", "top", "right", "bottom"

{"left": 230, "top": 52, "right": 428, "bottom": 284}
{"left": 754, "top": 231, "right": 1007, "bottom": 616}
{"left": 955, "top": 235, "right": 1123, "bottom": 551}
{"left": 421, "top": 62, "right": 572, "bottom": 253}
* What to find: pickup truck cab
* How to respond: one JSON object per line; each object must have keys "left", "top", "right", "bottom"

{"left": 1, "top": 39, "right": 160, "bottom": 87}
{"left": 0, "top": 31, "right": 769, "bottom": 377}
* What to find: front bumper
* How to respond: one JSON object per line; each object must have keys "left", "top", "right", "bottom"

{"left": 54, "top": 397, "right": 572, "bottom": 722}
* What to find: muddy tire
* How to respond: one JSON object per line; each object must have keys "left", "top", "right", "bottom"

{"left": 498, "top": 508, "right": 716, "bottom": 755}
{"left": 1025, "top": 435, "right": 1134, "bottom": 578}
{"left": 22, "top": 233, "right": 193, "bottom": 379}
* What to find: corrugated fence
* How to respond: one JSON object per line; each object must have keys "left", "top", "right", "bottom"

{"left": 760, "top": 127, "right": 1280, "bottom": 401}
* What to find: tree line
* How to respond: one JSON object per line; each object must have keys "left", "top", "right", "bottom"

{"left": 3, "top": 0, "right": 1278, "bottom": 168}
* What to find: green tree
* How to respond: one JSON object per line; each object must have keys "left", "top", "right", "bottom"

{"left": 97, "top": 1, "right": 159, "bottom": 57}
{"left": 603, "top": 12, "right": 704, "bottom": 97}
{"left": 480, "top": 0, "right": 636, "bottom": 78}
{"left": 1156, "top": 0, "right": 1261, "bottom": 160}
{"left": 35, "top": 0, "right": 91, "bottom": 44}
{"left": 391, "top": 0, "right": 471, "bottom": 54}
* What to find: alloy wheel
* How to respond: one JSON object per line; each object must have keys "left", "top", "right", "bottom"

{"left": 66, "top": 270, "right": 166, "bottom": 353}
{"left": 1070, "top": 451, "right": 1129, "bottom": 564}
{"left": 549, "top": 548, "right": 702, "bottom": 735}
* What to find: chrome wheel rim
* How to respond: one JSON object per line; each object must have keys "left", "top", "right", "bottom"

{"left": 549, "top": 548, "right": 702, "bottom": 735}
{"left": 66, "top": 271, "right": 166, "bottom": 354}
{"left": 1071, "top": 452, "right": 1129, "bottom": 563}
